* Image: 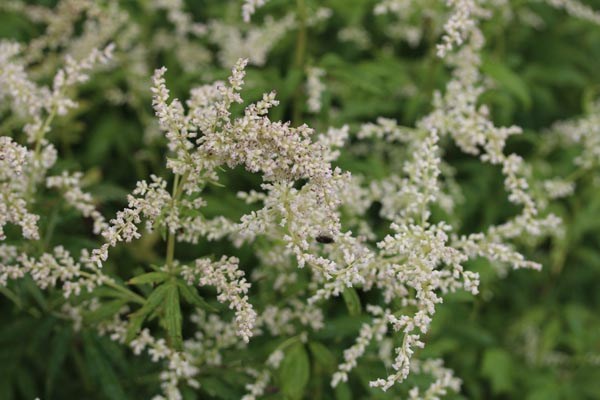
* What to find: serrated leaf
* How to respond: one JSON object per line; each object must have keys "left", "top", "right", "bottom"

{"left": 165, "top": 281, "right": 183, "bottom": 351}
{"left": 342, "top": 287, "right": 362, "bottom": 316}
{"left": 125, "top": 283, "right": 169, "bottom": 342}
{"left": 280, "top": 342, "right": 310, "bottom": 400}
{"left": 177, "top": 280, "right": 218, "bottom": 312}
{"left": 128, "top": 271, "right": 170, "bottom": 286}
{"left": 125, "top": 313, "right": 146, "bottom": 344}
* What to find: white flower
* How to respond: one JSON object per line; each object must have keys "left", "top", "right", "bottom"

{"left": 306, "top": 67, "right": 326, "bottom": 113}
{"left": 242, "top": 0, "right": 270, "bottom": 23}
{"left": 182, "top": 256, "right": 257, "bottom": 342}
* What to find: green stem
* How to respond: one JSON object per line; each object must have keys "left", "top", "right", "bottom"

{"left": 173, "top": 171, "right": 189, "bottom": 201}
{"left": 292, "top": 0, "right": 308, "bottom": 126}
{"left": 294, "top": 0, "right": 307, "bottom": 69}
{"left": 103, "top": 280, "right": 146, "bottom": 305}
{"left": 78, "top": 271, "right": 145, "bottom": 304}
{"left": 27, "top": 105, "right": 58, "bottom": 201}
{"left": 566, "top": 165, "right": 591, "bottom": 183}
{"left": 165, "top": 174, "right": 180, "bottom": 268}
{"left": 165, "top": 171, "right": 189, "bottom": 269}
{"left": 165, "top": 228, "right": 176, "bottom": 268}
{"left": 42, "top": 203, "right": 60, "bottom": 252}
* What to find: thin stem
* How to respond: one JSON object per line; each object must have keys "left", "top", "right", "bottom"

{"left": 165, "top": 228, "right": 176, "bottom": 268}
{"left": 165, "top": 174, "right": 180, "bottom": 268}
{"left": 42, "top": 202, "right": 60, "bottom": 252}
{"left": 292, "top": 0, "right": 308, "bottom": 126}
{"left": 294, "top": 0, "right": 307, "bottom": 69}
{"left": 173, "top": 171, "right": 190, "bottom": 201}
{"left": 566, "top": 165, "right": 591, "bottom": 182}
{"left": 27, "top": 105, "right": 58, "bottom": 201}
{"left": 104, "top": 280, "right": 146, "bottom": 305}
{"left": 165, "top": 171, "right": 189, "bottom": 268}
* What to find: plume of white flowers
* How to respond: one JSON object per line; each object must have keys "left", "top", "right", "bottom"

{"left": 324, "top": 0, "right": 560, "bottom": 392}
{"left": 407, "top": 359, "right": 462, "bottom": 399}
{"left": 306, "top": 67, "right": 326, "bottom": 113}
{"left": 0, "top": 1, "right": 588, "bottom": 399}
{"left": 208, "top": 14, "right": 294, "bottom": 67}
{"left": 182, "top": 256, "right": 256, "bottom": 343}
{"left": 46, "top": 172, "right": 108, "bottom": 234}
{"left": 0, "top": 137, "right": 38, "bottom": 240}
{"left": 106, "top": 322, "right": 200, "bottom": 400}
{"left": 437, "top": 0, "right": 490, "bottom": 58}
{"left": 545, "top": 0, "right": 600, "bottom": 25}
{"left": 0, "top": 37, "right": 113, "bottom": 243}
{"left": 242, "top": 0, "right": 270, "bottom": 22}
{"left": 551, "top": 100, "right": 600, "bottom": 170}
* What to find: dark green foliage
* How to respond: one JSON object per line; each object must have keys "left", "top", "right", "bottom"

{"left": 1, "top": 0, "right": 600, "bottom": 399}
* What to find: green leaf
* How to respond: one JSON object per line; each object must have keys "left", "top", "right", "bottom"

{"left": 83, "top": 333, "right": 128, "bottom": 400}
{"left": 15, "top": 370, "right": 36, "bottom": 400}
{"left": 29, "top": 315, "right": 56, "bottom": 353}
{"left": 128, "top": 271, "right": 170, "bottom": 285}
{"left": 177, "top": 280, "right": 218, "bottom": 312}
{"left": 308, "top": 341, "right": 336, "bottom": 371}
{"left": 165, "top": 281, "right": 183, "bottom": 351}
{"left": 282, "top": 68, "right": 304, "bottom": 101}
{"left": 0, "top": 318, "right": 36, "bottom": 343}
{"left": 482, "top": 59, "right": 531, "bottom": 109}
{"left": 0, "top": 376, "right": 12, "bottom": 400}
{"left": 0, "top": 287, "right": 22, "bottom": 309}
{"left": 334, "top": 382, "right": 352, "bottom": 400}
{"left": 342, "top": 287, "right": 362, "bottom": 316}
{"left": 199, "top": 377, "right": 241, "bottom": 400}
{"left": 481, "top": 348, "right": 513, "bottom": 395}
{"left": 280, "top": 342, "right": 310, "bottom": 400}
{"left": 80, "top": 286, "right": 135, "bottom": 301}
{"left": 125, "top": 283, "right": 169, "bottom": 342}
{"left": 45, "top": 328, "right": 72, "bottom": 398}
{"left": 526, "top": 379, "right": 561, "bottom": 400}
{"left": 23, "top": 276, "right": 47, "bottom": 310}
{"left": 85, "top": 299, "right": 128, "bottom": 324}
{"left": 125, "top": 313, "right": 146, "bottom": 344}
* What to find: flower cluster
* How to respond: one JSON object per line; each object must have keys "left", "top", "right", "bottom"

{"left": 0, "top": 137, "right": 38, "bottom": 240}
{"left": 306, "top": 66, "right": 326, "bottom": 113}
{"left": 242, "top": 0, "right": 270, "bottom": 23}
{"left": 1, "top": 0, "right": 594, "bottom": 399}
{"left": 436, "top": 0, "right": 489, "bottom": 58}
{"left": 545, "top": 0, "right": 600, "bottom": 25}
{"left": 182, "top": 256, "right": 256, "bottom": 343}
{"left": 209, "top": 14, "right": 295, "bottom": 67}
{"left": 46, "top": 172, "right": 108, "bottom": 234}
{"left": 550, "top": 100, "right": 600, "bottom": 170}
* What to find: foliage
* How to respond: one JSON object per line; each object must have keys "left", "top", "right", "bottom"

{"left": 0, "top": 0, "right": 599, "bottom": 399}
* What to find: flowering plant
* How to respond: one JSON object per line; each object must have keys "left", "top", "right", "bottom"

{"left": 1, "top": 0, "right": 599, "bottom": 399}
